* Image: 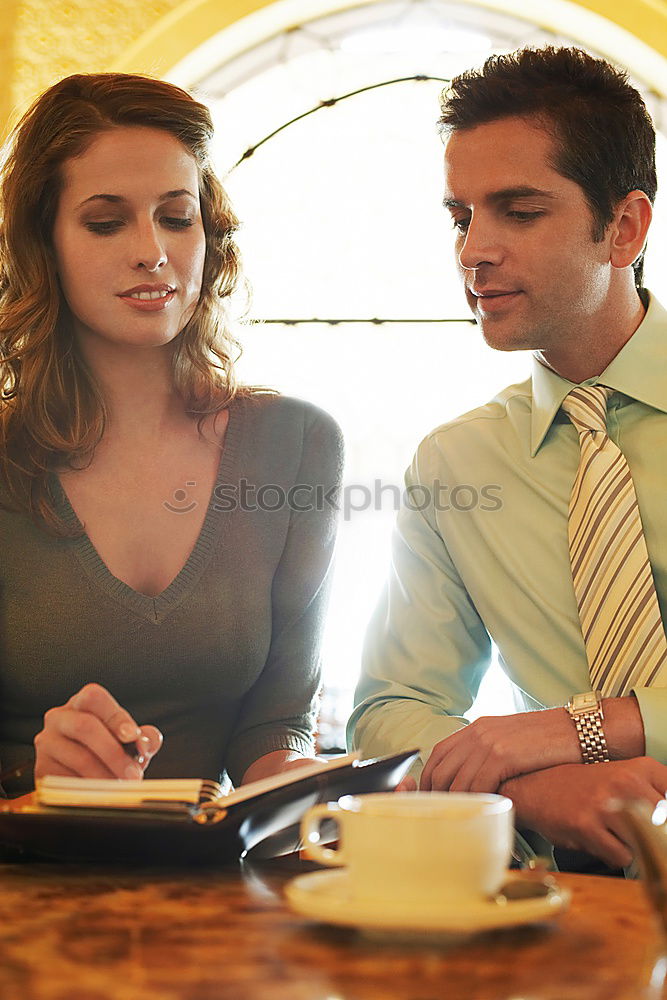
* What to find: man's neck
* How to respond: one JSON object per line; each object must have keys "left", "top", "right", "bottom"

{"left": 534, "top": 288, "right": 647, "bottom": 383}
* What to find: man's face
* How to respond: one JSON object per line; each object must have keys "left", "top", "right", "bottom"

{"left": 443, "top": 116, "right": 612, "bottom": 355}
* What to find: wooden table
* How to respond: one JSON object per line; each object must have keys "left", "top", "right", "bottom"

{"left": 0, "top": 857, "right": 664, "bottom": 1000}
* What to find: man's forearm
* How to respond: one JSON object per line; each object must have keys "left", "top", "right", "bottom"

{"left": 498, "top": 755, "right": 667, "bottom": 869}
{"left": 416, "top": 692, "right": 647, "bottom": 795}
{"left": 602, "top": 695, "right": 645, "bottom": 759}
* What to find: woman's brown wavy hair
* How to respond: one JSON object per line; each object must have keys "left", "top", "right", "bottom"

{"left": 0, "top": 72, "right": 246, "bottom": 532}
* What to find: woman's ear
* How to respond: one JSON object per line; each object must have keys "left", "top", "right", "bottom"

{"left": 610, "top": 190, "right": 653, "bottom": 270}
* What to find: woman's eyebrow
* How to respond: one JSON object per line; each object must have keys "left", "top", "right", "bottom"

{"left": 76, "top": 189, "right": 197, "bottom": 209}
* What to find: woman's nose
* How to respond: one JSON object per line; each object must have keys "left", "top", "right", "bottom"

{"left": 132, "top": 225, "right": 167, "bottom": 271}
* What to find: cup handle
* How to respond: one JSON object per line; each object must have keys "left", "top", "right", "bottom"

{"left": 301, "top": 803, "right": 346, "bottom": 866}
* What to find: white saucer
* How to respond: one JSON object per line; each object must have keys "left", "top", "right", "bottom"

{"left": 285, "top": 870, "right": 570, "bottom": 936}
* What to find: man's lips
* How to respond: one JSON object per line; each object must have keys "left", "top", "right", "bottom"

{"left": 470, "top": 289, "right": 520, "bottom": 298}
{"left": 468, "top": 289, "right": 522, "bottom": 312}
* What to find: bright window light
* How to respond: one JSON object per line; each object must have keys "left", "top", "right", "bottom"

{"left": 180, "top": 2, "right": 667, "bottom": 747}
{"left": 339, "top": 25, "right": 493, "bottom": 55}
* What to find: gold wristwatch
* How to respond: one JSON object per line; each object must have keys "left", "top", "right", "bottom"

{"left": 566, "top": 690, "right": 610, "bottom": 764}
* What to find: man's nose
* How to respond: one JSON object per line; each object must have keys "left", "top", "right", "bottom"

{"left": 458, "top": 217, "right": 503, "bottom": 271}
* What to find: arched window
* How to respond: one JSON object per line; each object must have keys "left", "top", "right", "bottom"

{"left": 169, "top": 1, "right": 667, "bottom": 747}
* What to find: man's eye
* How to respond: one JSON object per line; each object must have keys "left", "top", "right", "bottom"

{"left": 507, "top": 211, "right": 543, "bottom": 222}
{"left": 451, "top": 217, "right": 470, "bottom": 233}
{"left": 163, "top": 217, "right": 194, "bottom": 230}
{"left": 85, "top": 221, "right": 123, "bottom": 235}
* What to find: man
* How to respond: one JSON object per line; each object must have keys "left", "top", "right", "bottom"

{"left": 348, "top": 46, "right": 667, "bottom": 872}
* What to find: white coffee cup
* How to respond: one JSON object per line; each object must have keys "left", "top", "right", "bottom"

{"left": 301, "top": 792, "right": 513, "bottom": 904}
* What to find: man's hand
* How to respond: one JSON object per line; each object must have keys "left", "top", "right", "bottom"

{"left": 34, "top": 683, "right": 163, "bottom": 781}
{"left": 419, "top": 708, "right": 580, "bottom": 793}
{"left": 501, "top": 757, "right": 667, "bottom": 869}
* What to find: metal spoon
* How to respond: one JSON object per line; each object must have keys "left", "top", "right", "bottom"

{"left": 493, "top": 859, "right": 560, "bottom": 906}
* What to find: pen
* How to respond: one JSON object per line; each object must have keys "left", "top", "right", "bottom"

{"left": 0, "top": 759, "right": 33, "bottom": 786}
{"left": 122, "top": 740, "right": 146, "bottom": 765}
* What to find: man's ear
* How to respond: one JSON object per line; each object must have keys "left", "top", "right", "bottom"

{"left": 609, "top": 190, "right": 653, "bottom": 270}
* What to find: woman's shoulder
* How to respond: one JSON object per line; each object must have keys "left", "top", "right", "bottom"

{"left": 234, "top": 389, "right": 342, "bottom": 440}
{"left": 232, "top": 390, "right": 344, "bottom": 482}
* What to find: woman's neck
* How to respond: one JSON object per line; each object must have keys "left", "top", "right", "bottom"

{"left": 77, "top": 337, "right": 190, "bottom": 444}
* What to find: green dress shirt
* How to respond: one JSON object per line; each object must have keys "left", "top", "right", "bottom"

{"left": 348, "top": 292, "right": 667, "bottom": 772}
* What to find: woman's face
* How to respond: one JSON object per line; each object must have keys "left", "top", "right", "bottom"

{"left": 52, "top": 125, "right": 206, "bottom": 353}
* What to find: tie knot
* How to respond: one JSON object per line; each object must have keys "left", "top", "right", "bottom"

{"left": 561, "top": 384, "right": 612, "bottom": 435}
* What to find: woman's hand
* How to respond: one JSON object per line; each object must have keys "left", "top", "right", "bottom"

{"left": 241, "top": 751, "right": 324, "bottom": 785}
{"left": 34, "top": 683, "right": 163, "bottom": 780}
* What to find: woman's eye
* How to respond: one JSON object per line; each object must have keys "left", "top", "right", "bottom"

{"left": 85, "top": 220, "right": 123, "bottom": 235}
{"left": 163, "top": 217, "right": 194, "bottom": 230}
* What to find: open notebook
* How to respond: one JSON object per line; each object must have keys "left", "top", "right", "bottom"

{"left": 35, "top": 752, "right": 363, "bottom": 817}
{"left": 0, "top": 749, "right": 418, "bottom": 864}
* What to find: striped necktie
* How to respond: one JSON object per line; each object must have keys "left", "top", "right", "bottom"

{"left": 561, "top": 384, "right": 667, "bottom": 696}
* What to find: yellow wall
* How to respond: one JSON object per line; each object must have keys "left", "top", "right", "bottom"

{"left": 0, "top": 0, "right": 185, "bottom": 135}
{"left": 1, "top": 0, "right": 666, "bottom": 136}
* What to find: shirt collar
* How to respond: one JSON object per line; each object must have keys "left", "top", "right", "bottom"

{"left": 530, "top": 290, "right": 667, "bottom": 456}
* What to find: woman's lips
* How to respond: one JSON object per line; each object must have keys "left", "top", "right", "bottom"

{"left": 118, "top": 289, "right": 176, "bottom": 311}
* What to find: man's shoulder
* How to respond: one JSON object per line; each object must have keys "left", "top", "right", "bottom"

{"left": 420, "top": 376, "right": 533, "bottom": 450}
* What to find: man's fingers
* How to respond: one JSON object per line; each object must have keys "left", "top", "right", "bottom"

{"left": 420, "top": 744, "right": 459, "bottom": 790}
{"left": 423, "top": 746, "right": 501, "bottom": 793}
{"left": 604, "top": 791, "right": 662, "bottom": 852}
{"left": 447, "top": 753, "right": 502, "bottom": 793}
{"left": 419, "top": 734, "right": 465, "bottom": 790}
{"left": 590, "top": 829, "right": 633, "bottom": 870}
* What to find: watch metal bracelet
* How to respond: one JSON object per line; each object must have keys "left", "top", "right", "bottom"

{"left": 571, "top": 711, "right": 610, "bottom": 763}
{"left": 567, "top": 691, "right": 610, "bottom": 764}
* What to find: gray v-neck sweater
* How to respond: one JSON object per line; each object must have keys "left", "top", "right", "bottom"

{"left": 0, "top": 393, "right": 343, "bottom": 794}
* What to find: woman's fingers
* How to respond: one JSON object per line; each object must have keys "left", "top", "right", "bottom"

{"left": 61, "top": 709, "right": 143, "bottom": 777}
{"left": 32, "top": 757, "right": 79, "bottom": 780}
{"left": 70, "top": 684, "right": 141, "bottom": 743}
{"left": 136, "top": 725, "right": 164, "bottom": 772}
{"left": 34, "top": 731, "right": 125, "bottom": 780}
{"left": 34, "top": 684, "right": 162, "bottom": 780}
{"left": 36, "top": 709, "right": 143, "bottom": 779}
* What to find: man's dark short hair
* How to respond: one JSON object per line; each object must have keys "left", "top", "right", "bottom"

{"left": 438, "top": 46, "right": 657, "bottom": 287}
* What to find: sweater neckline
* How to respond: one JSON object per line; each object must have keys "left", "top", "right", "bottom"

{"left": 49, "top": 395, "right": 245, "bottom": 625}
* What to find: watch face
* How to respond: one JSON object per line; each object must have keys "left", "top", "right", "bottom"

{"left": 571, "top": 692, "right": 598, "bottom": 712}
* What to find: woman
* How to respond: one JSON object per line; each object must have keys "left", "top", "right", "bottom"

{"left": 0, "top": 73, "right": 343, "bottom": 795}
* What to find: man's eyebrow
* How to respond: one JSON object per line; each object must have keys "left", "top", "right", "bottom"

{"left": 488, "top": 185, "right": 557, "bottom": 204}
{"left": 77, "top": 189, "right": 197, "bottom": 209}
{"left": 443, "top": 186, "right": 557, "bottom": 210}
